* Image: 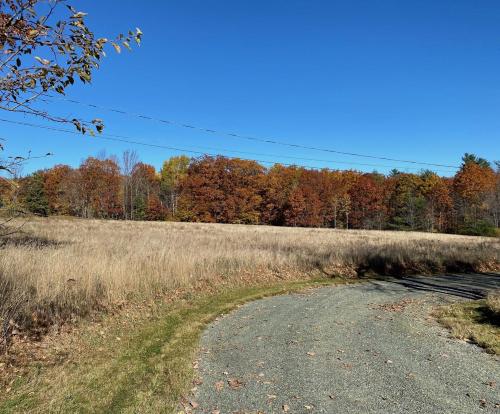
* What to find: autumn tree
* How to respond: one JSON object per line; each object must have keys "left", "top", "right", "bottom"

{"left": 283, "top": 187, "right": 307, "bottom": 227}
{"left": 282, "top": 170, "right": 323, "bottom": 227}
{"left": 386, "top": 172, "right": 425, "bottom": 230}
{"left": 145, "top": 195, "right": 167, "bottom": 221}
{"left": 260, "top": 164, "right": 302, "bottom": 225}
{"left": 488, "top": 161, "right": 500, "bottom": 228}
{"left": 349, "top": 173, "right": 387, "bottom": 229}
{"left": 76, "top": 157, "right": 122, "bottom": 219}
{"left": 453, "top": 154, "right": 496, "bottom": 233}
{"left": 130, "top": 162, "right": 161, "bottom": 220}
{"left": 321, "top": 170, "right": 357, "bottom": 229}
{"left": 178, "top": 156, "right": 264, "bottom": 224}
{"left": 160, "top": 155, "right": 190, "bottom": 218}
{"left": 0, "top": 0, "right": 141, "bottom": 133}
{"left": 120, "top": 150, "right": 139, "bottom": 220}
{"left": 0, "top": 177, "right": 12, "bottom": 209}
{"left": 0, "top": 1, "right": 141, "bottom": 234}
{"left": 43, "top": 164, "right": 73, "bottom": 214}
{"left": 4, "top": 151, "right": 498, "bottom": 235}
{"left": 419, "top": 170, "right": 452, "bottom": 232}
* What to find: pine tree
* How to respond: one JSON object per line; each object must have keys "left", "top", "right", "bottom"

{"left": 23, "top": 172, "right": 49, "bottom": 216}
{"left": 133, "top": 195, "right": 146, "bottom": 221}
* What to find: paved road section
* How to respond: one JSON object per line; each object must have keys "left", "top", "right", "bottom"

{"left": 193, "top": 274, "right": 499, "bottom": 414}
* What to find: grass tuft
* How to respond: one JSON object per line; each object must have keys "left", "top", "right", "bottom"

{"left": 436, "top": 290, "right": 500, "bottom": 355}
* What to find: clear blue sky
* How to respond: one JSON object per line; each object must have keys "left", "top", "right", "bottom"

{"left": 2, "top": 0, "right": 499, "bottom": 176}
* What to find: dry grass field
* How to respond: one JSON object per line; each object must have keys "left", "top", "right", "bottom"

{"left": 1, "top": 217, "right": 499, "bottom": 346}
{"left": 0, "top": 218, "right": 499, "bottom": 412}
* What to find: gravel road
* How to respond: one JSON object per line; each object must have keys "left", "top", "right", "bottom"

{"left": 192, "top": 274, "right": 500, "bottom": 414}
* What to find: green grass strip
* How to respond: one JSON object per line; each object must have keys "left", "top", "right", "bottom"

{"left": 0, "top": 278, "right": 351, "bottom": 413}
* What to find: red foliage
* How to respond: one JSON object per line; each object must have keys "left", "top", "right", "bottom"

{"left": 43, "top": 164, "right": 73, "bottom": 214}
{"left": 20, "top": 153, "right": 497, "bottom": 234}
{"left": 78, "top": 157, "right": 122, "bottom": 218}
{"left": 349, "top": 173, "right": 387, "bottom": 229}
{"left": 178, "top": 156, "right": 265, "bottom": 224}
{"left": 146, "top": 194, "right": 168, "bottom": 221}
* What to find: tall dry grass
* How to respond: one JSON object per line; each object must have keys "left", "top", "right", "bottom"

{"left": 1, "top": 217, "right": 499, "bottom": 345}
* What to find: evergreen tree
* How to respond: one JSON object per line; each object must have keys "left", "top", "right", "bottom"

{"left": 23, "top": 172, "right": 49, "bottom": 216}
{"left": 133, "top": 194, "right": 146, "bottom": 220}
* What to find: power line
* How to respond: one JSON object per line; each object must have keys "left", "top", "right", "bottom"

{"left": 178, "top": 146, "right": 444, "bottom": 172}
{"left": 0, "top": 117, "right": 339, "bottom": 171}
{"left": 0, "top": 117, "right": 454, "bottom": 174}
{"left": 44, "top": 95, "right": 460, "bottom": 170}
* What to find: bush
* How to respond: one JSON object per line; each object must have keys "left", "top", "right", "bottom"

{"left": 458, "top": 220, "right": 497, "bottom": 237}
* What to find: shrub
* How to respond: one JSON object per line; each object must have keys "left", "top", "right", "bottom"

{"left": 458, "top": 220, "right": 497, "bottom": 237}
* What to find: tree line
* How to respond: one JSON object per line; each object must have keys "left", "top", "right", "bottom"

{"left": 1, "top": 152, "right": 498, "bottom": 236}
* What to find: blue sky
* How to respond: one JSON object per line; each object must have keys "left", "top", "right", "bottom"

{"left": 2, "top": 0, "right": 499, "bottom": 176}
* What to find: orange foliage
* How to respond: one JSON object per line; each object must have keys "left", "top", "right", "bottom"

{"left": 13, "top": 153, "right": 498, "bottom": 235}
{"left": 178, "top": 156, "right": 264, "bottom": 224}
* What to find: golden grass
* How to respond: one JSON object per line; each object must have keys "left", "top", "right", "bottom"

{"left": 486, "top": 290, "right": 500, "bottom": 319}
{"left": 436, "top": 291, "right": 500, "bottom": 355}
{"left": 1, "top": 217, "right": 499, "bottom": 345}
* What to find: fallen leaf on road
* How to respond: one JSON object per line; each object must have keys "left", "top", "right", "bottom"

{"left": 385, "top": 360, "right": 393, "bottom": 364}
{"left": 373, "top": 299, "right": 419, "bottom": 312}
{"left": 189, "top": 401, "right": 199, "bottom": 408}
{"left": 307, "top": 352, "right": 316, "bottom": 356}
{"left": 214, "top": 381, "right": 224, "bottom": 392}
{"left": 304, "top": 405, "right": 313, "bottom": 410}
{"left": 228, "top": 378, "right": 244, "bottom": 389}
{"left": 211, "top": 411, "right": 220, "bottom": 414}
{"left": 283, "top": 404, "right": 290, "bottom": 412}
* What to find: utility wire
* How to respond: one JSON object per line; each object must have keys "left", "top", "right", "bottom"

{"left": 0, "top": 117, "right": 337, "bottom": 171}
{"left": 0, "top": 117, "right": 454, "bottom": 174}
{"left": 43, "top": 95, "right": 460, "bottom": 170}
